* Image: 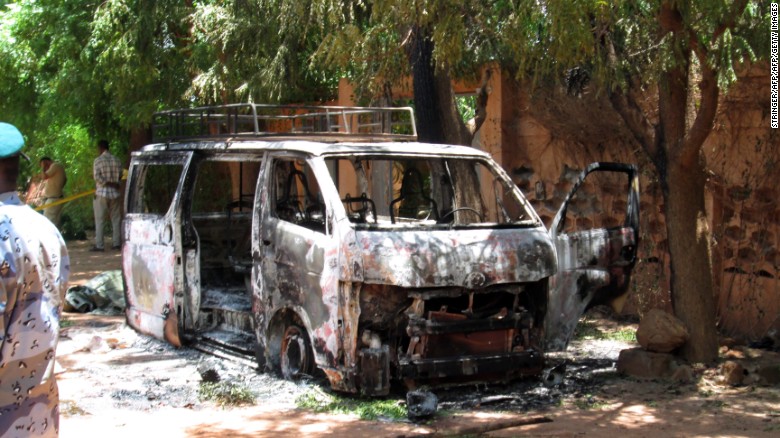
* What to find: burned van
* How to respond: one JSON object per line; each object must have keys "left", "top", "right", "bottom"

{"left": 123, "top": 104, "right": 639, "bottom": 395}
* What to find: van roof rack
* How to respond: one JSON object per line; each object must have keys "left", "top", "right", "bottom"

{"left": 152, "top": 103, "right": 417, "bottom": 142}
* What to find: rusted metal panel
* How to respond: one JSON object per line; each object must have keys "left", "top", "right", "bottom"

{"left": 123, "top": 151, "right": 191, "bottom": 348}
{"left": 545, "top": 227, "right": 637, "bottom": 350}
{"left": 123, "top": 222, "right": 181, "bottom": 347}
{"left": 354, "top": 228, "right": 556, "bottom": 288}
{"left": 398, "top": 351, "right": 544, "bottom": 381}
{"left": 184, "top": 248, "right": 200, "bottom": 330}
{"left": 357, "top": 346, "right": 390, "bottom": 396}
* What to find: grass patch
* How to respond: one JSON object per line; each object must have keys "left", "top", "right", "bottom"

{"left": 607, "top": 328, "right": 638, "bottom": 342}
{"left": 296, "top": 388, "right": 406, "bottom": 421}
{"left": 569, "top": 395, "right": 610, "bottom": 410}
{"left": 573, "top": 320, "right": 636, "bottom": 343}
{"left": 60, "top": 319, "right": 76, "bottom": 328}
{"left": 198, "top": 381, "right": 255, "bottom": 407}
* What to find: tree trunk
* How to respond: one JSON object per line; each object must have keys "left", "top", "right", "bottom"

{"left": 655, "top": 8, "right": 718, "bottom": 363}
{"left": 407, "top": 26, "right": 444, "bottom": 143}
{"left": 433, "top": 68, "right": 471, "bottom": 146}
{"left": 406, "top": 25, "right": 471, "bottom": 146}
{"left": 405, "top": 27, "right": 482, "bottom": 219}
{"left": 129, "top": 126, "right": 152, "bottom": 154}
{"left": 609, "top": 0, "right": 737, "bottom": 365}
{"left": 661, "top": 154, "right": 718, "bottom": 363}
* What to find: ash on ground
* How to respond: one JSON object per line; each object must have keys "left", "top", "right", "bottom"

{"left": 57, "top": 319, "right": 319, "bottom": 416}
{"left": 57, "top": 310, "right": 636, "bottom": 418}
{"left": 430, "top": 336, "right": 634, "bottom": 413}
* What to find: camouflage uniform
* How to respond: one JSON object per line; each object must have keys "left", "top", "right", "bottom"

{"left": 0, "top": 192, "right": 69, "bottom": 437}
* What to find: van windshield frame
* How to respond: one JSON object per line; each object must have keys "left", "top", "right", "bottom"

{"left": 323, "top": 154, "right": 540, "bottom": 230}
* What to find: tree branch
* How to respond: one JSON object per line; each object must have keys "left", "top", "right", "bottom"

{"left": 681, "top": 52, "right": 719, "bottom": 167}
{"left": 609, "top": 88, "right": 658, "bottom": 160}
{"left": 470, "top": 67, "right": 492, "bottom": 137}
{"left": 712, "top": 0, "right": 749, "bottom": 41}
{"left": 603, "top": 33, "right": 657, "bottom": 160}
{"left": 679, "top": 0, "right": 748, "bottom": 167}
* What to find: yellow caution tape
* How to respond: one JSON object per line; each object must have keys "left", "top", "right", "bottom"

{"left": 33, "top": 169, "right": 128, "bottom": 212}
{"left": 33, "top": 189, "right": 96, "bottom": 211}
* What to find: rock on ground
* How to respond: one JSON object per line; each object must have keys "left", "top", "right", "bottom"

{"left": 636, "top": 309, "right": 689, "bottom": 353}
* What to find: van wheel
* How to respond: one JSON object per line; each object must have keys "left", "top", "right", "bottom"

{"left": 280, "top": 324, "right": 313, "bottom": 380}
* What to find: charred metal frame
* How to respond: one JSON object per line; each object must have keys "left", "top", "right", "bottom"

{"left": 123, "top": 105, "right": 639, "bottom": 397}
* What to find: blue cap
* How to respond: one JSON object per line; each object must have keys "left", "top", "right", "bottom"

{"left": 0, "top": 123, "right": 25, "bottom": 158}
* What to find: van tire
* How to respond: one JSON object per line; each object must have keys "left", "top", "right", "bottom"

{"left": 280, "top": 324, "right": 313, "bottom": 380}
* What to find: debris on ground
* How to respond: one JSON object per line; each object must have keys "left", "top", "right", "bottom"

{"left": 406, "top": 390, "right": 438, "bottom": 421}
{"left": 64, "top": 270, "right": 125, "bottom": 314}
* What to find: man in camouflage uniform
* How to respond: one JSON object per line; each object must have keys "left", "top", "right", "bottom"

{"left": 0, "top": 122, "right": 69, "bottom": 437}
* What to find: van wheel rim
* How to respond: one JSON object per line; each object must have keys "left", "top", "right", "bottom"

{"left": 281, "top": 325, "right": 309, "bottom": 379}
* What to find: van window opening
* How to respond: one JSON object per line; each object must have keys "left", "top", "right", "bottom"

{"left": 326, "top": 156, "right": 533, "bottom": 228}
{"left": 128, "top": 164, "right": 185, "bottom": 215}
{"left": 272, "top": 159, "right": 327, "bottom": 234}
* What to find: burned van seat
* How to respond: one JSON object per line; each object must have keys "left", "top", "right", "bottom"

{"left": 277, "top": 169, "right": 326, "bottom": 231}
{"left": 342, "top": 193, "right": 377, "bottom": 224}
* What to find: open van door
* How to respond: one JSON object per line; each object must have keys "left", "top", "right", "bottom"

{"left": 544, "top": 162, "right": 640, "bottom": 351}
{"left": 123, "top": 151, "right": 192, "bottom": 347}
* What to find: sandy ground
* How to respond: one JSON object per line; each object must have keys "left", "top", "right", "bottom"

{"left": 56, "top": 237, "right": 780, "bottom": 437}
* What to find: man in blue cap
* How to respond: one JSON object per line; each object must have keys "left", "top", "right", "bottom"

{"left": 0, "top": 122, "right": 69, "bottom": 437}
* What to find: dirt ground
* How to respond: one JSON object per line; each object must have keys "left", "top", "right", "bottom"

{"left": 56, "top": 237, "right": 780, "bottom": 437}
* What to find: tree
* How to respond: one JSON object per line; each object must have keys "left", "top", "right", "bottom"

{"left": 0, "top": 0, "right": 339, "bottom": 236}
{"left": 311, "top": 0, "right": 503, "bottom": 145}
{"left": 0, "top": 0, "right": 339, "bottom": 137}
{"left": 502, "top": 0, "right": 767, "bottom": 362}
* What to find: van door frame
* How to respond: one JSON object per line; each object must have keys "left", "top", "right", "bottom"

{"left": 123, "top": 150, "right": 193, "bottom": 347}
{"left": 181, "top": 151, "right": 265, "bottom": 333}
{"left": 545, "top": 162, "right": 640, "bottom": 351}
{"left": 253, "top": 152, "right": 346, "bottom": 374}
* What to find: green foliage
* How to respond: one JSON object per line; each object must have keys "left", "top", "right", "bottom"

{"left": 296, "top": 388, "right": 406, "bottom": 421}
{"left": 501, "top": 0, "right": 767, "bottom": 93}
{"left": 88, "top": 0, "right": 193, "bottom": 127}
{"left": 198, "top": 381, "right": 256, "bottom": 407}
{"left": 0, "top": 0, "right": 769, "bottom": 241}
{"left": 188, "top": 0, "right": 336, "bottom": 104}
{"left": 456, "top": 95, "right": 476, "bottom": 123}
{"left": 311, "top": 0, "right": 506, "bottom": 101}
{"left": 1, "top": 0, "right": 341, "bottom": 125}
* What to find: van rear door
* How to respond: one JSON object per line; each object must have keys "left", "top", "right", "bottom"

{"left": 545, "top": 162, "right": 640, "bottom": 351}
{"left": 123, "top": 151, "right": 192, "bottom": 346}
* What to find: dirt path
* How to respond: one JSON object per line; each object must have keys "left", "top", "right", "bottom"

{"left": 57, "top": 238, "right": 780, "bottom": 437}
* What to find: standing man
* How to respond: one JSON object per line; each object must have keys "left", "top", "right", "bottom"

{"left": 0, "top": 122, "right": 69, "bottom": 437}
{"left": 38, "top": 157, "right": 66, "bottom": 227}
{"left": 91, "top": 139, "right": 122, "bottom": 252}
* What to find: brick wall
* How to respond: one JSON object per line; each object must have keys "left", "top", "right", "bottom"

{"left": 501, "top": 63, "right": 776, "bottom": 341}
